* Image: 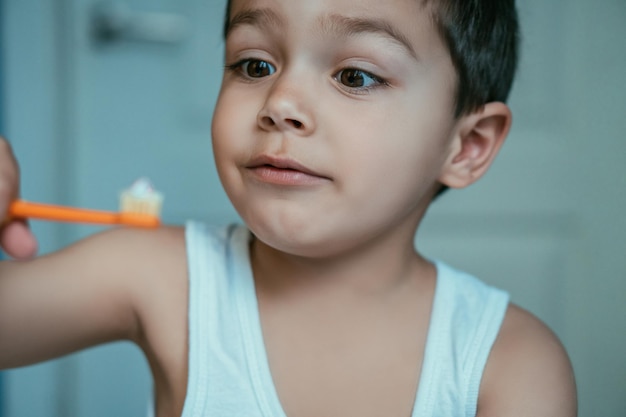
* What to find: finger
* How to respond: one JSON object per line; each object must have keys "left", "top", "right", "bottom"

{"left": 0, "top": 220, "right": 39, "bottom": 260}
{"left": 0, "top": 136, "right": 36, "bottom": 259}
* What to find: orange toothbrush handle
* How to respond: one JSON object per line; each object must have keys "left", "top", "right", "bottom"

{"left": 9, "top": 200, "right": 117, "bottom": 223}
{"left": 8, "top": 200, "right": 160, "bottom": 228}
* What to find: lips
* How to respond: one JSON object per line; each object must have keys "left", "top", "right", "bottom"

{"left": 245, "top": 155, "right": 330, "bottom": 185}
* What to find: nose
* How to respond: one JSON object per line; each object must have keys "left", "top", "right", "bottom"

{"left": 257, "top": 78, "right": 315, "bottom": 135}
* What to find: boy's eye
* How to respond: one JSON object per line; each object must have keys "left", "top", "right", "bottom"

{"left": 335, "top": 68, "right": 382, "bottom": 89}
{"left": 238, "top": 59, "right": 276, "bottom": 78}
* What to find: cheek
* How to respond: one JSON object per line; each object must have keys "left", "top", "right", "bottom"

{"left": 346, "top": 110, "right": 448, "bottom": 170}
{"left": 211, "top": 107, "right": 231, "bottom": 184}
{"left": 211, "top": 89, "right": 256, "bottom": 167}
{"left": 212, "top": 89, "right": 246, "bottom": 150}
{"left": 211, "top": 93, "right": 249, "bottom": 204}
{"left": 338, "top": 109, "right": 452, "bottom": 208}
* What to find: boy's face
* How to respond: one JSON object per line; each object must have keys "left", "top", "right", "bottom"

{"left": 212, "top": 0, "right": 460, "bottom": 257}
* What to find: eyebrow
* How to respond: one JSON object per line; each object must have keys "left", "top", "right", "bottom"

{"left": 226, "top": 9, "right": 418, "bottom": 61}
{"left": 226, "top": 8, "right": 284, "bottom": 36}
{"left": 319, "top": 14, "right": 418, "bottom": 60}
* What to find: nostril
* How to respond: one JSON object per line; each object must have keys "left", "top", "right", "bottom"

{"left": 289, "top": 119, "right": 303, "bottom": 129}
{"left": 258, "top": 114, "right": 306, "bottom": 131}
{"left": 261, "top": 116, "right": 276, "bottom": 127}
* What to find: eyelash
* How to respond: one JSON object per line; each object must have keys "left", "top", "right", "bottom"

{"left": 333, "top": 68, "right": 388, "bottom": 94}
{"left": 225, "top": 59, "right": 276, "bottom": 80}
{"left": 225, "top": 58, "right": 389, "bottom": 93}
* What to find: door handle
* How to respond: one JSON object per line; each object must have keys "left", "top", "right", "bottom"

{"left": 91, "top": 1, "right": 188, "bottom": 45}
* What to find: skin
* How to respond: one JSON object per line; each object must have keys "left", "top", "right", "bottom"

{"left": 0, "top": 0, "right": 577, "bottom": 416}
{"left": 0, "top": 138, "right": 38, "bottom": 259}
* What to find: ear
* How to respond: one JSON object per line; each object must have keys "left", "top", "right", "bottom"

{"left": 438, "top": 102, "right": 512, "bottom": 189}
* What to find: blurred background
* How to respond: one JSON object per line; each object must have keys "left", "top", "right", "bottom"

{"left": 1, "top": 0, "right": 625, "bottom": 416}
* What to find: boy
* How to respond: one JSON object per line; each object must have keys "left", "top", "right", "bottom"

{"left": 0, "top": 0, "right": 577, "bottom": 416}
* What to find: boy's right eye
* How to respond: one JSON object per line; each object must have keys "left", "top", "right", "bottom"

{"left": 227, "top": 59, "right": 276, "bottom": 79}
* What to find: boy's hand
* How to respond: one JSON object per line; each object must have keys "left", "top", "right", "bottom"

{"left": 0, "top": 136, "right": 38, "bottom": 259}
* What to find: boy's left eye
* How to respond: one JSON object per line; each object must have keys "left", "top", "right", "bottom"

{"left": 334, "top": 68, "right": 384, "bottom": 89}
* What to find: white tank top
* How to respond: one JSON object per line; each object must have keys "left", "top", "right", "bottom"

{"left": 179, "top": 222, "right": 509, "bottom": 417}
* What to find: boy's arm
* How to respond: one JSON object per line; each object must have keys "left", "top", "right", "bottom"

{"left": 0, "top": 135, "right": 137, "bottom": 366}
{"left": 0, "top": 226, "right": 187, "bottom": 372}
{"left": 0, "top": 136, "right": 188, "bottom": 412}
{"left": 477, "top": 304, "right": 577, "bottom": 417}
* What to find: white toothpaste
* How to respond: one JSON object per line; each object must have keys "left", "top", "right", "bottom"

{"left": 119, "top": 177, "right": 164, "bottom": 215}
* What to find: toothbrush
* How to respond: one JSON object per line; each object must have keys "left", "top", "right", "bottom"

{"left": 7, "top": 200, "right": 161, "bottom": 228}
{"left": 5, "top": 178, "right": 164, "bottom": 229}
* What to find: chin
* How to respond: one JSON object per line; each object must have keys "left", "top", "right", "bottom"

{"left": 245, "top": 216, "right": 343, "bottom": 259}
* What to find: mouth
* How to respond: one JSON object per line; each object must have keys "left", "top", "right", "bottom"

{"left": 245, "top": 155, "right": 331, "bottom": 185}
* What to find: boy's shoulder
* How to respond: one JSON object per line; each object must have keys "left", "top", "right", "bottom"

{"left": 57, "top": 224, "right": 189, "bottom": 287}
{"left": 478, "top": 303, "right": 577, "bottom": 417}
{"left": 94, "top": 224, "right": 187, "bottom": 266}
{"left": 69, "top": 224, "right": 187, "bottom": 265}
{"left": 75, "top": 225, "right": 190, "bottom": 407}
{"left": 55, "top": 223, "right": 189, "bottom": 311}
{"left": 75, "top": 224, "right": 189, "bottom": 313}
{"left": 35, "top": 224, "right": 190, "bottom": 349}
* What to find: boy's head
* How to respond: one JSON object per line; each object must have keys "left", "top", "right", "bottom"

{"left": 212, "top": 0, "right": 516, "bottom": 256}
{"left": 223, "top": 0, "right": 520, "bottom": 118}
